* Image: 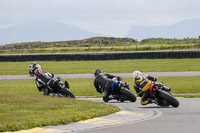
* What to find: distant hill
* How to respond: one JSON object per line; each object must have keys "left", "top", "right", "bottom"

{"left": 126, "top": 19, "right": 200, "bottom": 41}
{"left": 77, "top": 37, "right": 136, "bottom": 45}
{"left": 0, "top": 19, "right": 102, "bottom": 44}
{"left": 0, "top": 36, "right": 136, "bottom": 50}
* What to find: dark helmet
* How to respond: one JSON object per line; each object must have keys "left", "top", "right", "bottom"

{"left": 94, "top": 69, "right": 102, "bottom": 77}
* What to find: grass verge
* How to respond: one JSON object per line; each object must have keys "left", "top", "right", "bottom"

{"left": 0, "top": 96, "right": 119, "bottom": 132}
{"left": 0, "top": 79, "right": 119, "bottom": 132}
{"left": 0, "top": 58, "right": 200, "bottom": 75}
{"left": 173, "top": 95, "right": 200, "bottom": 98}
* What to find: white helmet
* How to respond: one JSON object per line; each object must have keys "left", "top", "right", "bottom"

{"left": 132, "top": 70, "right": 142, "bottom": 80}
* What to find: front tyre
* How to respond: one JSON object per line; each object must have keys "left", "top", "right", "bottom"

{"left": 60, "top": 88, "right": 75, "bottom": 98}
{"left": 119, "top": 87, "right": 136, "bottom": 102}
{"left": 158, "top": 90, "right": 179, "bottom": 107}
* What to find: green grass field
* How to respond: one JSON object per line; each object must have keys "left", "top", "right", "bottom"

{"left": 0, "top": 58, "right": 200, "bottom": 75}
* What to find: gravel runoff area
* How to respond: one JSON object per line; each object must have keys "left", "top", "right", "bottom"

{"left": 0, "top": 71, "right": 200, "bottom": 80}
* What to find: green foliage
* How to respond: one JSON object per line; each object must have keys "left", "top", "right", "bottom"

{"left": 173, "top": 95, "right": 200, "bottom": 98}
{"left": 79, "top": 44, "right": 90, "bottom": 47}
{"left": 0, "top": 37, "right": 199, "bottom": 54}
{"left": 141, "top": 38, "right": 199, "bottom": 44}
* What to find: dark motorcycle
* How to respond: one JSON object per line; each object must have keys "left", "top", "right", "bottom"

{"left": 44, "top": 77, "right": 75, "bottom": 98}
{"left": 148, "top": 82, "right": 179, "bottom": 107}
{"left": 109, "top": 81, "right": 137, "bottom": 102}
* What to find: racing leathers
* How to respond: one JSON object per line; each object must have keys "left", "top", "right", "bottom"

{"left": 94, "top": 73, "right": 121, "bottom": 102}
{"left": 134, "top": 75, "right": 157, "bottom": 105}
{"left": 35, "top": 72, "right": 55, "bottom": 95}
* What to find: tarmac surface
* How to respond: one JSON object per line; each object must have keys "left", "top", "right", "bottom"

{"left": 76, "top": 98, "right": 200, "bottom": 133}
{"left": 1, "top": 71, "right": 200, "bottom": 80}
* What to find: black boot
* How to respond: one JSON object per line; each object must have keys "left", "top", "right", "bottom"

{"left": 43, "top": 88, "right": 50, "bottom": 96}
{"left": 65, "top": 81, "right": 70, "bottom": 89}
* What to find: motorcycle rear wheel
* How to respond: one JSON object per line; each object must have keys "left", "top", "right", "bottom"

{"left": 158, "top": 90, "right": 179, "bottom": 107}
{"left": 119, "top": 88, "right": 136, "bottom": 102}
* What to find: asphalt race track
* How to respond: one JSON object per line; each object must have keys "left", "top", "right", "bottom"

{"left": 74, "top": 98, "right": 200, "bottom": 133}
{"left": 1, "top": 71, "right": 200, "bottom": 80}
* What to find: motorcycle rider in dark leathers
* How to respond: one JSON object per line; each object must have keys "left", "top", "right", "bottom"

{"left": 35, "top": 69, "right": 69, "bottom": 96}
{"left": 35, "top": 69, "right": 54, "bottom": 95}
{"left": 132, "top": 70, "right": 170, "bottom": 105}
{"left": 93, "top": 69, "right": 123, "bottom": 102}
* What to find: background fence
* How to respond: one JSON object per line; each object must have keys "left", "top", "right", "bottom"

{"left": 0, "top": 50, "right": 200, "bottom": 62}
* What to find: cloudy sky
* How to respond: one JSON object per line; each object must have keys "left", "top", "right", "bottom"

{"left": 0, "top": 0, "right": 200, "bottom": 37}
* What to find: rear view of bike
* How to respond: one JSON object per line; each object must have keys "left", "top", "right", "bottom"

{"left": 149, "top": 83, "right": 179, "bottom": 107}
{"left": 111, "top": 81, "right": 137, "bottom": 102}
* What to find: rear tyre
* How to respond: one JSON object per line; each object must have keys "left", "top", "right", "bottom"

{"left": 119, "top": 88, "right": 136, "bottom": 102}
{"left": 158, "top": 90, "right": 179, "bottom": 107}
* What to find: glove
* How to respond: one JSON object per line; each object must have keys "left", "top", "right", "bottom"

{"left": 124, "top": 82, "right": 130, "bottom": 89}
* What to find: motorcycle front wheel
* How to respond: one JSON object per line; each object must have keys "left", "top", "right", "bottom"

{"left": 60, "top": 88, "right": 75, "bottom": 98}
{"left": 158, "top": 90, "right": 179, "bottom": 107}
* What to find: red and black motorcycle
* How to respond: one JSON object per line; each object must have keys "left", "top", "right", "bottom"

{"left": 148, "top": 82, "right": 179, "bottom": 107}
